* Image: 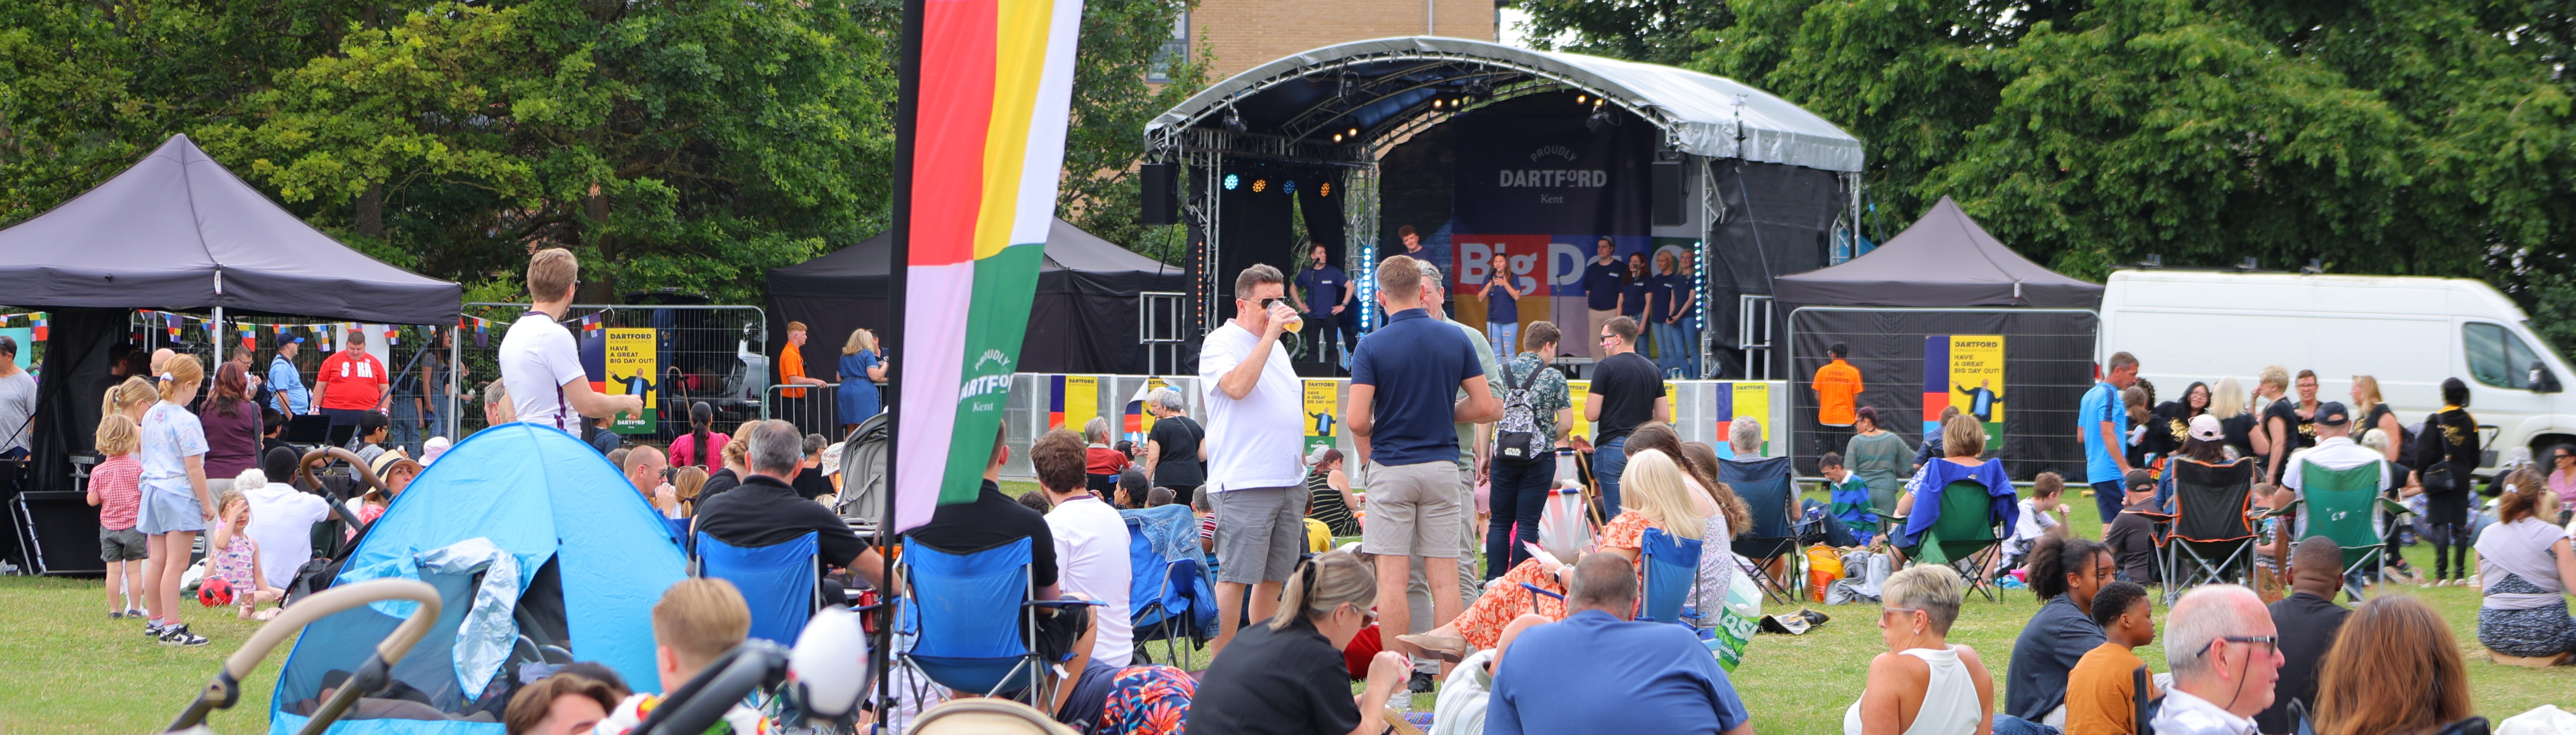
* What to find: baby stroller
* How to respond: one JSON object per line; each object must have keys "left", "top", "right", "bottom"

{"left": 162, "top": 579, "right": 444, "bottom": 734}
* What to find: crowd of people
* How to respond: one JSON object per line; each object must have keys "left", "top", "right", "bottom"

{"left": 52, "top": 241, "right": 2576, "bottom": 735}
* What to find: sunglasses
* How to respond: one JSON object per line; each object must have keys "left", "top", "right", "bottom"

{"left": 2206, "top": 635, "right": 2278, "bottom": 655}
{"left": 1248, "top": 296, "right": 1292, "bottom": 310}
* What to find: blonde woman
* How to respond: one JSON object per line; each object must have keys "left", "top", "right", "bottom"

{"left": 1845, "top": 565, "right": 1994, "bottom": 735}
{"left": 137, "top": 354, "right": 213, "bottom": 646}
{"left": 2348, "top": 375, "right": 2405, "bottom": 465}
{"left": 835, "top": 328, "right": 885, "bottom": 436}
{"left": 1189, "top": 550, "right": 1410, "bottom": 735}
{"left": 2211, "top": 376, "right": 2252, "bottom": 461}
{"left": 1396, "top": 449, "right": 1710, "bottom": 657}
{"left": 2253, "top": 364, "right": 2293, "bottom": 482}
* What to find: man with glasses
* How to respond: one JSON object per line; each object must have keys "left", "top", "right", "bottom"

{"left": 1197, "top": 263, "right": 1312, "bottom": 657}
{"left": 1579, "top": 316, "right": 1667, "bottom": 517}
{"left": 2152, "top": 584, "right": 2283, "bottom": 735}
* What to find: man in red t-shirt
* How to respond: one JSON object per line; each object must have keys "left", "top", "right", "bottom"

{"left": 313, "top": 329, "right": 391, "bottom": 433}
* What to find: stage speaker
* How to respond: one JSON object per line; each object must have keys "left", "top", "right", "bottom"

{"left": 14, "top": 491, "right": 105, "bottom": 575}
{"left": 1139, "top": 162, "right": 1178, "bottom": 225}
{"left": 1652, "top": 160, "right": 1686, "bottom": 226}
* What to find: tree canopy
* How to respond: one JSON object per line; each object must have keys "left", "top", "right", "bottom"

{"left": 1516, "top": 0, "right": 2576, "bottom": 342}
{"left": 0, "top": 0, "right": 1197, "bottom": 306}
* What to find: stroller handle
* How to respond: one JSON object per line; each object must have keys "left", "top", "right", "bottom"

{"left": 297, "top": 446, "right": 394, "bottom": 501}
{"left": 163, "top": 579, "right": 443, "bottom": 734}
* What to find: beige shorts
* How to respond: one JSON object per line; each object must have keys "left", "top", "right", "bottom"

{"left": 1361, "top": 461, "right": 1466, "bottom": 558}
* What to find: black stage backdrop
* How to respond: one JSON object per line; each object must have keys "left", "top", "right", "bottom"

{"left": 1215, "top": 159, "right": 1340, "bottom": 302}
{"left": 1450, "top": 91, "right": 1651, "bottom": 239}
{"left": 1379, "top": 123, "right": 1453, "bottom": 276}
{"left": 1708, "top": 161, "right": 1846, "bottom": 379}
{"left": 1784, "top": 308, "right": 2099, "bottom": 481}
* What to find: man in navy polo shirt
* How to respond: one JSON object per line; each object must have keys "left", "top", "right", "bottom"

{"left": 1291, "top": 242, "right": 1354, "bottom": 365}
{"left": 1579, "top": 238, "right": 1625, "bottom": 358}
{"left": 1349, "top": 254, "right": 1499, "bottom": 655}
{"left": 1487, "top": 553, "right": 1754, "bottom": 735}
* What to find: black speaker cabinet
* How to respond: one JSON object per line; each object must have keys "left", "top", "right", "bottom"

{"left": 15, "top": 491, "right": 104, "bottom": 574}
{"left": 1140, "top": 162, "right": 1178, "bottom": 225}
{"left": 1651, "top": 160, "right": 1686, "bottom": 227}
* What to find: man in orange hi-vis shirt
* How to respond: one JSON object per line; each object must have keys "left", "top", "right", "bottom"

{"left": 1812, "top": 342, "right": 1862, "bottom": 455}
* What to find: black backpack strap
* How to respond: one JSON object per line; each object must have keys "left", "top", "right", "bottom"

{"left": 2133, "top": 665, "right": 2154, "bottom": 735}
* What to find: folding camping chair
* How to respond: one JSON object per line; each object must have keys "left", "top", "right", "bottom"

{"left": 2160, "top": 461, "right": 2258, "bottom": 603}
{"left": 2281, "top": 460, "right": 2399, "bottom": 594}
{"left": 693, "top": 531, "right": 820, "bottom": 645}
{"left": 894, "top": 537, "right": 1102, "bottom": 708}
{"left": 1638, "top": 527, "right": 1704, "bottom": 625}
{"left": 1124, "top": 513, "right": 1217, "bottom": 669}
{"left": 1900, "top": 480, "right": 2010, "bottom": 602}
{"left": 1722, "top": 456, "right": 1808, "bottom": 604}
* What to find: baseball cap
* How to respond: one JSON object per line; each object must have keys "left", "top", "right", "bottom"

{"left": 2187, "top": 414, "right": 2224, "bottom": 442}
{"left": 281, "top": 335, "right": 305, "bottom": 344}
{"left": 2316, "top": 401, "right": 2351, "bottom": 427}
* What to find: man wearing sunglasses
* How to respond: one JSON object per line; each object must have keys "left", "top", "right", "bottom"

{"left": 2150, "top": 585, "right": 2282, "bottom": 735}
{"left": 1198, "top": 263, "right": 1313, "bottom": 657}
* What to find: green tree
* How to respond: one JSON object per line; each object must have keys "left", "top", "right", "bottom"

{"left": 1059, "top": 0, "right": 1204, "bottom": 263}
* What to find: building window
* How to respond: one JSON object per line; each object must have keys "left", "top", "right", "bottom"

{"left": 1148, "top": 12, "right": 1189, "bottom": 83}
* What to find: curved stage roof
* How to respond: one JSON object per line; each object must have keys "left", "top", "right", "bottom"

{"left": 1148, "top": 36, "right": 1863, "bottom": 173}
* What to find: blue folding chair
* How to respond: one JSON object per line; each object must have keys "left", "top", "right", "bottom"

{"left": 895, "top": 537, "right": 1101, "bottom": 706}
{"left": 1124, "top": 514, "right": 1218, "bottom": 669}
{"left": 1722, "top": 456, "right": 1809, "bottom": 604}
{"left": 1638, "top": 527, "right": 1704, "bottom": 625}
{"left": 692, "top": 532, "right": 818, "bottom": 646}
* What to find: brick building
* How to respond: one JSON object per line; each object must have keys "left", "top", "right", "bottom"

{"left": 1155, "top": 0, "right": 1499, "bottom": 83}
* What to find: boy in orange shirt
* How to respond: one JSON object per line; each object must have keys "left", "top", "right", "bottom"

{"left": 2064, "top": 580, "right": 2160, "bottom": 735}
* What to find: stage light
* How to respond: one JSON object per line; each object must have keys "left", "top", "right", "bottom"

{"left": 1431, "top": 98, "right": 1442, "bottom": 109}
{"left": 1586, "top": 107, "right": 1612, "bottom": 132}
{"left": 1223, "top": 173, "right": 1239, "bottom": 190}
{"left": 1283, "top": 179, "right": 1296, "bottom": 195}
{"left": 1222, "top": 107, "right": 1246, "bottom": 134}
{"left": 1347, "top": 127, "right": 1358, "bottom": 137}
{"left": 1576, "top": 94, "right": 1587, "bottom": 104}
{"left": 1319, "top": 182, "right": 1331, "bottom": 197}
{"left": 1467, "top": 79, "right": 1491, "bottom": 99}
{"left": 1252, "top": 178, "right": 1267, "bottom": 192}
{"left": 1332, "top": 133, "right": 1344, "bottom": 142}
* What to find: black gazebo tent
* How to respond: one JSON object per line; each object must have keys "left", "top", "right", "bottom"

{"left": 766, "top": 218, "right": 1185, "bottom": 378}
{"left": 0, "top": 135, "right": 460, "bottom": 569}
{"left": 1771, "top": 196, "right": 2105, "bottom": 479}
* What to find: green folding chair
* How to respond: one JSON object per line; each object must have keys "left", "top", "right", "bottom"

{"left": 2281, "top": 461, "right": 2400, "bottom": 590}
{"left": 1899, "top": 479, "right": 2008, "bottom": 601}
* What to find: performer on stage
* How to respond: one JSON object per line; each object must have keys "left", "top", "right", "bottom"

{"left": 1580, "top": 238, "right": 1624, "bottom": 359}
{"left": 1480, "top": 251, "right": 1525, "bottom": 361}
{"left": 1293, "top": 242, "right": 1355, "bottom": 365}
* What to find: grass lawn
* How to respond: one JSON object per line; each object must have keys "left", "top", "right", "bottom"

{"left": 5, "top": 483, "right": 2570, "bottom": 734}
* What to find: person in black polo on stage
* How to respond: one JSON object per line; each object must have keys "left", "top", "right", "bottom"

{"left": 1293, "top": 242, "right": 1355, "bottom": 366}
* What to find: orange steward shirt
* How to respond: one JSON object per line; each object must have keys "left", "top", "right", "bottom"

{"left": 779, "top": 342, "right": 808, "bottom": 398}
{"left": 1813, "top": 358, "right": 1862, "bottom": 426}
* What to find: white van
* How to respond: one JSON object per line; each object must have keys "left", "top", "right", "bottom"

{"left": 2099, "top": 269, "right": 2574, "bottom": 475}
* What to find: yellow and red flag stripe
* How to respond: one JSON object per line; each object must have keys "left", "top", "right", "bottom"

{"left": 892, "top": 0, "right": 1083, "bottom": 531}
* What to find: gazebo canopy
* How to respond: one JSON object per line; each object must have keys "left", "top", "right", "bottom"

{"left": 1148, "top": 36, "right": 1864, "bottom": 173}
{"left": 0, "top": 134, "right": 461, "bottom": 324}
{"left": 1773, "top": 196, "right": 2102, "bottom": 309}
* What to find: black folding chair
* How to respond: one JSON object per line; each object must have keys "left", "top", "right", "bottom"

{"left": 1722, "top": 456, "right": 1807, "bottom": 604}
{"left": 2162, "top": 459, "right": 2258, "bottom": 604}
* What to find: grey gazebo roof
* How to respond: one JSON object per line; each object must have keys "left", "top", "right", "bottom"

{"left": 1773, "top": 196, "right": 2103, "bottom": 309}
{"left": 1148, "top": 36, "right": 1864, "bottom": 173}
{"left": 0, "top": 134, "right": 461, "bottom": 323}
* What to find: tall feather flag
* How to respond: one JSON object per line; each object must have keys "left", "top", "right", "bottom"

{"left": 889, "top": 0, "right": 1086, "bottom": 533}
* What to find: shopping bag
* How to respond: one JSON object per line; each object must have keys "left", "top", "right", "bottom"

{"left": 1536, "top": 485, "right": 1593, "bottom": 565}
{"left": 1704, "top": 572, "right": 1762, "bottom": 672}
{"left": 1805, "top": 545, "right": 1845, "bottom": 602}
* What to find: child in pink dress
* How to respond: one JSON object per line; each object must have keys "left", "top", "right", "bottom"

{"left": 206, "top": 491, "right": 285, "bottom": 619}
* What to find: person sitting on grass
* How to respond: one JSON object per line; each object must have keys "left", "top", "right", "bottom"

{"left": 205, "top": 473, "right": 288, "bottom": 620}
{"left": 1116, "top": 467, "right": 1154, "bottom": 509}
{"left": 352, "top": 410, "right": 392, "bottom": 467}
{"left": 2308, "top": 595, "right": 2480, "bottom": 735}
{"left": 1486, "top": 553, "right": 1754, "bottom": 735}
{"left": 1999, "top": 472, "right": 2072, "bottom": 576}
{"left": 1843, "top": 564, "right": 1993, "bottom": 735}
{"left": 1999, "top": 534, "right": 2115, "bottom": 732}
{"left": 2256, "top": 537, "right": 2351, "bottom": 735}
{"left": 1187, "top": 549, "right": 1410, "bottom": 735}
{"left": 2063, "top": 580, "right": 2159, "bottom": 735}
{"left": 1821, "top": 451, "right": 1879, "bottom": 545}
{"left": 589, "top": 578, "right": 771, "bottom": 735}
{"left": 1084, "top": 417, "right": 1130, "bottom": 498}
{"left": 502, "top": 670, "right": 627, "bottom": 735}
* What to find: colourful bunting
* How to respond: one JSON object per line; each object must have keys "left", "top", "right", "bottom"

{"left": 31, "top": 313, "right": 46, "bottom": 341}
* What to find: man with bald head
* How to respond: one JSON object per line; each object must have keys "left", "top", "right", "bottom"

{"left": 2153, "top": 585, "right": 2283, "bottom": 735}
{"left": 2255, "top": 537, "right": 2351, "bottom": 734}
{"left": 625, "top": 444, "right": 675, "bottom": 516}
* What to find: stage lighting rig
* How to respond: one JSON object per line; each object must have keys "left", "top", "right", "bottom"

{"left": 1466, "top": 79, "right": 1492, "bottom": 99}
{"left": 1222, "top": 107, "right": 1246, "bottom": 134}
{"left": 1586, "top": 107, "right": 1615, "bottom": 132}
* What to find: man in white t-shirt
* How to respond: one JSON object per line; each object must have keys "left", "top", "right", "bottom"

{"left": 499, "top": 248, "right": 641, "bottom": 435}
{"left": 1033, "top": 429, "right": 1132, "bottom": 666}
{"left": 240, "top": 465, "right": 328, "bottom": 590}
{"left": 1196, "top": 263, "right": 1310, "bottom": 656}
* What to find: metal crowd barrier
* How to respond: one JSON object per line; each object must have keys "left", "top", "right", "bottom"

{"left": 456, "top": 302, "right": 771, "bottom": 445}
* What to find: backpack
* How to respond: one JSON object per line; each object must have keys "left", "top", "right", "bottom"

{"left": 1493, "top": 359, "right": 1554, "bottom": 465}
{"left": 255, "top": 355, "right": 286, "bottom": 413}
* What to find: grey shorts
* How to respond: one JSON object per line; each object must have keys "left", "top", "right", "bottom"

{"left": 100, "top": 527, "right": 148, "bottom": 562}
{"left": 1361, "top": 461, "right": 1466, "bottom": 558}
{"left": 1210, "top": 485, "right": 1308, "bottom": 585}
{"left": 135, "top": 489, "right": 206, "bottom": 536}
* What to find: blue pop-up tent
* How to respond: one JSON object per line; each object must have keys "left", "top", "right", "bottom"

{"left": 268, "top": 424, "right": 689, "bottom": 734}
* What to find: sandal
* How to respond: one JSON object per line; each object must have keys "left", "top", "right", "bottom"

{"left": 1393, "top": 634, "right": 1470, "bottom": 663}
